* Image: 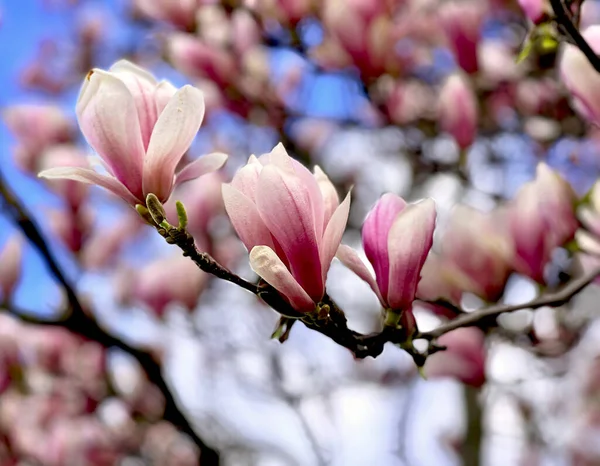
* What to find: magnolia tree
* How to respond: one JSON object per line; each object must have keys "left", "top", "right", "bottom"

{"left": 4, "top": 0, "right": 600, "bottom": 464}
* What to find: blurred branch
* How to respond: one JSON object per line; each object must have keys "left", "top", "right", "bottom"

{"left": 418, "top": 266, "right": 600, "bottom": 340}
{"left": 0, "top": 170, "right": 220, "bottom": 465}
{"left": 461, "top": 386, "right": 482, "bottom": 466}
{"left": 550, "top": 0, "right": 600, "bottom": 72}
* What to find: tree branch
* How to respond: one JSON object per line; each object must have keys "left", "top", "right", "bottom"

{"left": 550, "top": 0, "right": 600, "bottom": 72}
{"left": 0, "top": 170, "right": 220, "bottom": 465}
{"left": 418, "top": 266, "right": 600, "bottom": 340}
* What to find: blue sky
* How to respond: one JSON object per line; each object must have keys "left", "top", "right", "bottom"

{"left": 0, "top": 0, "right": 104, "bottom": 314}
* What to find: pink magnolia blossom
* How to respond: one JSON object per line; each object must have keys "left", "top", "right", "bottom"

{"left": 166, "top": 33, "right": 237, "bottom": 86}
{"left": 508, "top": 163, "right": 578, "bottom": 283}
{"left": 132, "top": 0, "right": 201, "bottom": 30}
{"left": 518, "top": 0, "right": 548, "bottom": 23}
{"left": 560, "top": 26, "right": 600, "bottom": 126}
{"left": 130, "top": 256, "right": 209, "bottom": 317}
{"left": 165, "top": 172, "right": 224, "bottom": 245}
{"left": 47, "top": 208, "right": 93, "bottom": 254}
{"left": 417, "top": 252, "right": 464, "bottom": 306}
{"left": 337, "top": 194, "right": 436, "bottom": 311}
{"left": 222, "top": 143, "right": 351, "bottom": 312}
{"left": 254, "top": 0, "right": 315, "bottom": 26}
{"left": 319, "top": 0, "right": 398, "bottom": 78}
{"left": 0, "top": 236, "right": 23, "bottom": 301}
{"left": 424, "top": 327, "right": 486, "bottom": 387}
{"left": 38, "top": 145, "right": 89, "bottom": 210}
{"left": 38, "top": 60, "right": 227, "bottom": 206}
{"left": 438, "top": 1, "right": 484, "bottom": 74}
{"left": 2, "top": 104, "right": 74, "bottom": 171}
{"left": 437, "top": 206, "right": 513, "bottom": 302}
{"left": 438, "top": 73, "right": 478, "bottom": 149}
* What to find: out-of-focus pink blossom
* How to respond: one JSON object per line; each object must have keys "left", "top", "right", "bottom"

{"left": 0, "top": 236, "right": 23, "bottom": 301}
{"left": 223, "top": 143, "right": 351, "bottom": 312}
{"left": 253, "top": 0, "right": 315, "bottom": 25}
{"left": 438, "top": 1, "right": 484, "bottom": 74}
{"left": 39, "top": 60, "right": 227, "bottom": 206}
{"left": 130, "top": 255, "right": 209, "bottom": 317}
{"left": 38, "top": 145, "right": 89, "bottom": 209}
{"left": 560, "top": 26, "right": 600, "bottom": 126}
{"left": 518, "top": 0, "right": 548, "bottom": 23}
{"left": 2, "top": 104, "right": 74, "bottom": 171}
{"left": 47, "top": 208, "right": 93, "bottom": 254}
{"left": 165, "top": 172, "right": 224, "bottom": 245}
{"left": 438, "top": 206, "right": 513, "bottom": 301}
{"left": 424, "top": 327, "right": 486, "bottom": 387}
{"left": 417, "top": 252, "right": 464, "bottom": 306}
{"left": 438, "top": 73, "right": 478, "bottom": 149}
{"left": 133, "top": 0, "right": 201, "bottom": 30}
{"left": 337, "top": 194, "right": 436, "bottom": 310}
{"left": 81, "top": 214, "right": 144, "bottom": 269}
{"left": 508, "top": 163, "right": 578, "bottom": 283}
{"left": 385, "top": 78, "right": 437, "bottom": 125}
{"left": 319, "top": 0, "right": 399, "bottom": 79}
{"left": 166, "top": 33, "right": 237, "bottom": 86}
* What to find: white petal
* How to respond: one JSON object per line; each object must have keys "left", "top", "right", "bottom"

{"left": 143, "top": 85, "right": 206, "bottom": 201}
{"left": 249, "top": 245, "right": 315, "bottom": 312}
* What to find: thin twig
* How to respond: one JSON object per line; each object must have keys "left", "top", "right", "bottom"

{"left": 418, "top": 266, "right": 600, "bottom": 340}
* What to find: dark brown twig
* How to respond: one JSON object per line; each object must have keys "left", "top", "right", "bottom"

{"left": 550, "top": 0, "right": 600, "bottom": 72}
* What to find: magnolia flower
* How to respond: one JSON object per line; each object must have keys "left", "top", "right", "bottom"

{"left": 436, "top": 206, "right": 513, "bottom": 302}
{"left": 133, "top": 0, "right": 199, "bottom": 29}
{"left": 417, "top": 252, "right": 464, "bottom": 306}
{"left": 39, "top": 60, "right": 227, "bottom": 206}
{"left": 560, "top": 26, "right": 600, "bottom": 126}
{"left": 130, "top": 256, "right": 208, "bottom": 317}
{"left": 518, "top": 0, "right": 549, "bottom": 23}
{"left": 439, "top": 1, "right": 484, "bottom": 74}
{"left": 0, "top": 236, "right": 23, "bottom": 301}
{"left": 424, "top": 327, "right": 486, "bottom": 387}
{"left": 2, "top": 104, "right": 73, "bottom": 171}
{"left": 222, "top": 143, "right": 351, "bottom": 312}
{"left": 508, "top": 163, "right": 578, "bottom": 283}
{"left": 337, "top": 194, "right": 436, "bottom": 311}
{"left": 438, "top": 73, "right": 478, "bottom": 149}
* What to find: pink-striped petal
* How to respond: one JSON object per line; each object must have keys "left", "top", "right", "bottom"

{"left": 222, "top": 183, "right": 276, "bottom": 252}
{"left": 249, "top": 245, "right": 315, "bottom": 312}
{"left": 142, "top": 85, "right": 205, "bottom": 202}
{"left": 386, "top": 198, "right": 436, "bottom": 311}
{"left": 231, "top": 155, "right": 263, "bottom": 201}
{"left": 175, "top": 152, "right": 228, "bottom": 187}
{"left": 260, "top": 144, "right": 325, "bottom": 239}
{"left": 256, "top": 165, "right": 323, "bottom": 302}
{"left": 362, "top": 193, "right": 407, "bottom": 300}
{"left": 320, "top": 191, "right": 351, "bottom": 280}
{"left": 314, "top": 165, "right": 339, "bottom": 228}
{"left": 336, "top": 244, "right": 384, "bottom": 305}
{"left": 109, "top": 60, "right": 159, "bottom": 149}
{"left": 39, "top": 167, "right": 140, "bottom": 206}
{"left": 76, "top": 70, "right": 145, "bottom": 200}
{"left": 154, "top": 80, "right": 178, "bottom": 115}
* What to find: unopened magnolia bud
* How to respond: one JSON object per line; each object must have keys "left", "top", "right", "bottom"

{"left": 145, "top": 193, "right": 167, "bottom": 226}
{"left": 175, "top": 200, "right": 188, "bottom": 230}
